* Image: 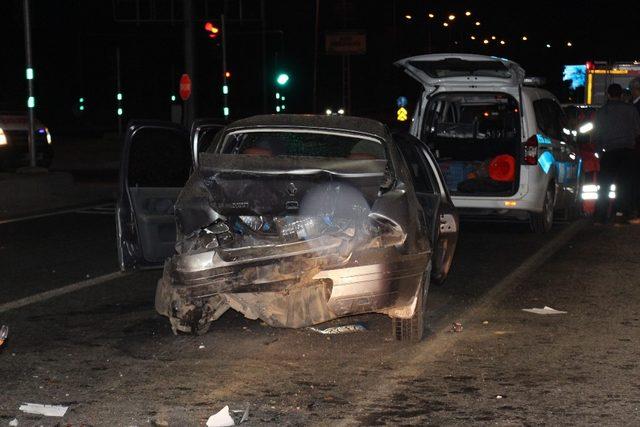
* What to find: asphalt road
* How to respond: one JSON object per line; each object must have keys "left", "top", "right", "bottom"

{"left": 1, "top": 210, "right": 638, "bottom": 425}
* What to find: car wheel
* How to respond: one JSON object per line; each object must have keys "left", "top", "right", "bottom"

{"left": 530, "top": 186, "right": 554, "bottom": 233}
{"left": 392, "top": 273, "right": 430, "bottom": 343}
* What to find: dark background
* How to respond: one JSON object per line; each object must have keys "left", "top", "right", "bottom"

{"left": 1, "top": 0, "right": 639, "bottom": 133}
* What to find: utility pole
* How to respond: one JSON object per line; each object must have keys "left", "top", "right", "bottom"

{"left": 183, "top": 0, "right": 196, "bottom": 127}
{"left": 260, "top": 0, "right": 268, "bottom": 114}
{"left": 23, "top": 0, "right": 36, "bottom": 168}
{"left": 312, "top": 0, "right": 320, "bottom": 113}
{"left": 221, "top": 14, "right": 229, "bottom": 119}
{"left": 116, "top": 47, "right": 123, "bottom": 135}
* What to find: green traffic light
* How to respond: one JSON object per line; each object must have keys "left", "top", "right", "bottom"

{"left": 276, "top": 73, "right": 289, "bottom": 86}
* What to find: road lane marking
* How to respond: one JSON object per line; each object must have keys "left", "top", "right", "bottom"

{"left": 0, "top": 271, "right": 130, "bottom": 314}
{"left": 337, "top": 219, "right": 589, "bottom": 426}
{"left": 0, "top": 203, "right": 114, "bottom": 225}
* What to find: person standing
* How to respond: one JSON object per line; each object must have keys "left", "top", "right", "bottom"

{"left": 592, "top": 84, "right": 640, "bottom": 224}
{"left": 631, "top": 78, "right": 640, "bottom": 116}
{"left": 629, "top": 78, "right": 640, "bottom": 220}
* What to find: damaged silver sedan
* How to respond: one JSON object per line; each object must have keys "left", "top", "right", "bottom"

{"left": 116, "top": 115, "right": 458, "bottom": 342}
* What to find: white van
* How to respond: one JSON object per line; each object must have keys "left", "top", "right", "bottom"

{"left": 396, "top": 54, "right": 582, "bottom": 233}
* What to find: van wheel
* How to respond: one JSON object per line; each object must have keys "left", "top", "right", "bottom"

{"left": 530, "top": 186, "right": 555, "bottom": 233}
{"left": 392, "top": 274, "right": 430, "bottom": 343}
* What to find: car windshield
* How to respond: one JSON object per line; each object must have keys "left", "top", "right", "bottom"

{"left": 218, "top": 130, "right": 387, "bottom": 160}
{"left": 409, "top": 59, "right": 512, "bottom": 79}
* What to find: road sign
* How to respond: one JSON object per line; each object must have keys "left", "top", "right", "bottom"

{"left": 397, "top": 107, "right": 408, "bottom": 122}
{"left": 179, "top": 74, "right": 192, "bottom": 101}
{"left": 325, "top": 31, "right": 366, "bottom": 55}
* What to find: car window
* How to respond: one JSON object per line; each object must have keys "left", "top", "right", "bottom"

{"left": 128, "top": 127, "right": 190, "bottom": 187}
{"left": 395, "top": 136, "right": 436, "bottom": 194}
{"left": 534, "top": 99, "right": 566, "bottom": 140}
{"left": 218, "top": 130, "right": 386, "bottom": 160}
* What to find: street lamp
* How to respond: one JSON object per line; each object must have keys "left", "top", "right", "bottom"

{"left": 465, "top": 11, "right": 472, "bottom": 16}
{"left": 448, "top": 14, "right": 456, "bottom": 21}
{"left": 443, "top": 22, "right": 449, "bottom": 27}
{"left": 566, "top": 41, "right": 573, "bottom": 47}
{"left": 475, "top": 21, "right": 481, "bottom": 26}
{"left": 522, "top": 36, "right": 528, "bottom": 41}
{"left": 404, "top": 14, "right": 412, "bottom": 20}
{"left": 428, "top": 13, "right": 435, "bottom": 19}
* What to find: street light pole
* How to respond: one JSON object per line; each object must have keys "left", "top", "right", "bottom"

{"left": 23, "top": 0, "right": 36, "bottom": 168}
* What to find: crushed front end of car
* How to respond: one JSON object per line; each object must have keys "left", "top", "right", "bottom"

{"left": 155, "top": 153, "right": 429, "bottom": 334}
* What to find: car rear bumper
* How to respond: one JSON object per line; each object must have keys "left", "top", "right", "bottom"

{"left": 156, "top": 237, "right": 430, "bottom": 332}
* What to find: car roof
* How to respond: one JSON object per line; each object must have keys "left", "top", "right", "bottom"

{"left": 224, "top": 114, "right": 390, "bottom": 140}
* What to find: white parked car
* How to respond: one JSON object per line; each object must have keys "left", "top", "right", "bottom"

{"left": 396, "top": 54, "right": 582, "bottom": 233}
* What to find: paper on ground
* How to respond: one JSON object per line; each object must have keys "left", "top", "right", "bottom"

{"left": 522, "top": 306, "right": 567, "bottom": 315}
{"left": 309, "top": 322, "right": 367, "bottom": 335}
{"left": 206, "top": 405, "right": 235, "bottom": 427}
{"left": 19, "top": 403, "right": 68, "bottom": 417}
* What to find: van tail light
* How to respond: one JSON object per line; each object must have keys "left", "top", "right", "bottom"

{"left": 489, "top": 154, "right": 516, "bottom": 182}
{"left": 523, "top": 135, "right": 538, "bottom": 165}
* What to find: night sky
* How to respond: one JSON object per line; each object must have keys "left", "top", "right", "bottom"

{"left": 2, "top": 0, "right": 639, "bottom": 132}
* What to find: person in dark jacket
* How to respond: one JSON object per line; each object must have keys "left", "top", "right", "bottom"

{"left": 592, "top": 84, "right": 640, "bottom": 224}
{"left": 629, "top": 78, "right": 640, "bottom": 220}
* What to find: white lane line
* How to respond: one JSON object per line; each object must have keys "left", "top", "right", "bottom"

{"left": 336, "top": 219, "right": 589, "bottom": 426}
{"left": 0, "top": 203, "right": 113, "bottom": 225}
{"left": 0, "top": 271, "right": 130, "bottom": 314}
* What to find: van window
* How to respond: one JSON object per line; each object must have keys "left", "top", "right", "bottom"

{"left": 534, "top": 99, "right": 567, "bottom": 140}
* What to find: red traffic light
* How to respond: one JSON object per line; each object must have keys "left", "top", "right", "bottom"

{"left": 224, "top": 71, "right": 231, "bottom": 78}
{"left": 204, "top": 22, "right": 220, "bottom": 38}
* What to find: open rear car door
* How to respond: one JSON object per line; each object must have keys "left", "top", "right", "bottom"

{"left": 116, "top": 121, "right": 191, "bottom": 270}
{"left": 395, "top": 133, "right": 459, "bottom": 284}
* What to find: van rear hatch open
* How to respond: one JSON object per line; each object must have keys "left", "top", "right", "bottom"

{"left": 395, "top": 54, "right": 525, "bottom": 197}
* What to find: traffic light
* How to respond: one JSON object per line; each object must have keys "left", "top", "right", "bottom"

{"left": 79, "top": 97, "right": 85, "bottom": 112}
{"left": 204, "top": 22, "right": 220, "bottom": 39}
{"left": 276, "top": 73, "right": 290, "bottom": 86}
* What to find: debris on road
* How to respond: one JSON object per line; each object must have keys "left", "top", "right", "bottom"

{"left": 9, "top": 418, "right": 18, "bottom": 426}
{"left": 452, "top": 322, "right": 463, "bottom": 332}
{"left": 522, "top": 306, "right": 567, "bottom": 315}
{"left": 496, "top": 395, "right": 504, "bottom": 399}
{"left": 19, "top": 403, "right": 68, "bottom": 417}
{"left": 308, "top": 322, "right": 367, "bottom": 335}
{"left": 482, "top": 320, "right": 489, "bottom": 325}
{"left": 206, "top": 405, "right": 235, "bottom": 427}
{"left": 232, "top": 405, "right": 250, "bottom": 424}
{"left": 0, "top": 324, "right": 8, "bottom": 347}
{"left": 199, "top": 344, "right": 205, "bottom": 349}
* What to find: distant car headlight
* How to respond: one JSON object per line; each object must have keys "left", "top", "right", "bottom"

{"left": 0, "top": 128, "right": 7, "bottom": 146}
{"left": 579, "top": 122, "right": 594, "bottom": 134}
{"left": 45, "top": 127, "right": 52, "bottom": 144}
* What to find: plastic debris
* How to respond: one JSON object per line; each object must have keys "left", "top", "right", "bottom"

{"left": 496, "top": 395, "right": 504, "bottom": 399}
{"left": 206, "top": 406, "right": 235, "bottom": 427}
{"left": 0, "top": 325, "right": 8, "bottom": 347}
{"left": 231, "top": 405, "right": 250, "bottom": 424}
{"left": 522, "top": 306, "right": 567, "bottom": 315}
{"left": 308, "top": 322, "right": 367, "bottom": 335}
{"left": 482, "top": 320, "right": 489, "bottom": 325}
{"left": 19, "top": 403, "right": 68, "bottom": 417}
{"left": 199, "top": 344, "right": 205, "bottom": 349}
{"left": 452, "top": 322, "right": 463, "bottom": 332}
{"left": 9, "top": 418, "right": 18, "bottom": 426}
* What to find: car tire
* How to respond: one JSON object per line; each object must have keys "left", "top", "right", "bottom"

{"left": 530, "top": 186, "right": 555, "bottom": 233}
{"left": 392, "top": 273, "right": 430, "bottom": 343}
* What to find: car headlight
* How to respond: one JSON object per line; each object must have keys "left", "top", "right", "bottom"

{"left": 579, "top": 122, "right": 594, "bottom": 134}
{"left": 45, "top": 127, "right": 52, "bottom": 144}
{"left": 0, "top": 128, "right": 7, "bottom": 146}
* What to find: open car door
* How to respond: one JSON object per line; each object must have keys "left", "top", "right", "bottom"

{"left": 117, "top": 121, "right": 190, "bottom": 271}
{"left": 190, "top": 118, "right": 225, "bottom": 168}
{"left": 395, "top": 133, "right": 459, "bottom": 285}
